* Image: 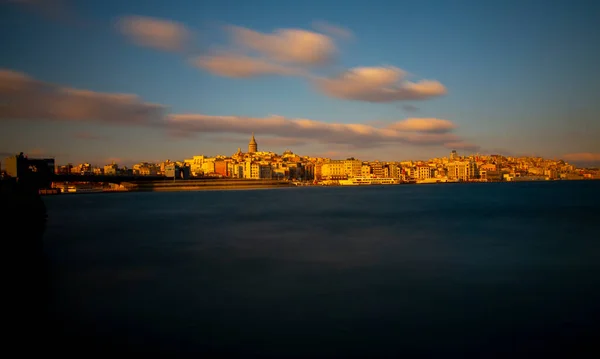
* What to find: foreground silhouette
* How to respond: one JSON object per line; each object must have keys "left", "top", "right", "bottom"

{"left": 1, "top": 177, "right": 49, "bottom": 350}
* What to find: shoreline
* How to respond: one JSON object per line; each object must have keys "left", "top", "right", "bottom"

{"left": 41, "top": 177, "right": 600, "bottom": 196}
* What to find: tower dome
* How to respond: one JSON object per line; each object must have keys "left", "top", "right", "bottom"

{"left": 248, "top": 133, "right": 258, "bottom": 153}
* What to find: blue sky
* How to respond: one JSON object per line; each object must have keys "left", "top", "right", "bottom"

{"left": 1, "top": 0, "right": 599, "bottom": 166}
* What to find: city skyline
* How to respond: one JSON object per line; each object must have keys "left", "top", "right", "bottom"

{"left": 1, "top": 0, "right": 599, "bottom": 167}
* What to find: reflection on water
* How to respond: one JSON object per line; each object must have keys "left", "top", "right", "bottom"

{"left": 43, "top": 182, "right": 600, "bottom": 357}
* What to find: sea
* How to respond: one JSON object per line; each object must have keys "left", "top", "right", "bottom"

{"left": 41, "top": 181, "right": 600, "bottom": 357}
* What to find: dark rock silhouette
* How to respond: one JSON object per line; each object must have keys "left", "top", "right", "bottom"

{"left": 1, "top": 177, "right": 49, "bottom": 347}
{"left": 1, "top": 178, "right": 47, "bottom": 251}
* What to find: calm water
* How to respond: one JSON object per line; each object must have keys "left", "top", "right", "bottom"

{"left": 42, "top": 181, "right": 600, "bottom": 357}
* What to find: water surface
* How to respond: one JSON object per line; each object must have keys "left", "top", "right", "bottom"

{"left": 43, "top": 181, "right": 600, "bottom": 357}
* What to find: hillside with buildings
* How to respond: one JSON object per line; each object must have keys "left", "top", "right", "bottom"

{"left": 4, "top": 135, "right": 599, "bottom": 185}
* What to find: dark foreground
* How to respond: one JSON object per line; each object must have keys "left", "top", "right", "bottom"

{"left": 29, "top": 181, "right": 600, "bottom": 356}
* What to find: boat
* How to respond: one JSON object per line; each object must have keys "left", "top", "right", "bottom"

{"left": 61, "top": 184, "right": 104, "bottom": 193}
{"left": 339, "top": 177, "right": 401, "bottom": 186}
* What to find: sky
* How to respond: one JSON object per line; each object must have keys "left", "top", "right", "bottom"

{"left": 1, "top": 0, "right": 599, "bottom": 166}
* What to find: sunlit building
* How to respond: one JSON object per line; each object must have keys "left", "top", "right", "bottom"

{"left": 447, "top": 161, "right": 477, "bottom": 181}
{"left": 248, "top": 133, "right": 258, "bottom": 153}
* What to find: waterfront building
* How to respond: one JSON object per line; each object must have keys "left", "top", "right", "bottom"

{"left": 370, "top": 161, "right": 385, "bottom": 178}
{"left": 343, "top": 159, "right": 362, "bottom": 178}
{"left": 415, "top": 165, "right": 434, "bottom": 180}
{"left": 447, "top": 161, "right": 477, "bottom": 181}
{"left": 361, "top": 164, "right": 371, "bottom": 177}
{"left": 104, "top": 163, "right": 118, "bottom": 176}
{"left": 321, "top": 160, "right": 345, "bottom": 179}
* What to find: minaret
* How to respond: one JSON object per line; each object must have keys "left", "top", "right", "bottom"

{"left": 248, "top": 133, "right": 257, "bottom": 153}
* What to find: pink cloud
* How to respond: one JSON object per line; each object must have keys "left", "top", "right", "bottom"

{"left": 0, "top": 68, "right": 475, "bottom": 152}
{"left": 192, "top": 52, "right": 305, "bottom": 78}
{"left": 230, "top": 26, "right": 336, "bottom": 65}
{"left": 116, "top": 15, "right": 191, "bottom": 52}
{"left": 168, "top": 113, "right": 461, "bottom": 148}
{"left": 387, "top": 118, "right": 456, "bottom": 133}
{"left": 314, "top": 66, "right": 447, "bottom": 102}
{"left": 0, "top": 69, "right": 165, "bottom": 125}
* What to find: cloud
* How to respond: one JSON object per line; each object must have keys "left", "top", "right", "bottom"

{"left": 229, "top": 26, "right": 336, "bottom": 65}
{"left": 314, "top": 66, "right": 447, "bottom": 102}
{"left": 0, "top": 69, "right": 166, "bottom": 125}
{"left": 0, "top": 68, "right": 473, "bottom": 151}
{"left": 168, "top": 113, "right": 461, "bottom": 148}
{"left": 387, "top": 118, "right": 456, "bottom": 133}
{"left": 562, "top": 153, "right": 600, "bottom": 163}
{"left": 312, "top": 21, "right": 353, "bottom": 40}
{"left": 116, "top": 15, "right": 191, "bottom": 52}
{"left": 191, "top": 52, "right": 305, "bottom": 78}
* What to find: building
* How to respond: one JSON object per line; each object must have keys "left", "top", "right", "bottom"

{"left": 370, "top": 162, "right": 385, "bottom": 178}
{"left": 165, "top": 164, "right": 190, "bottom": 180}
{"left": 361, "top": 164, "right": 371, "bottom": 177}
{"left": 214, "top": 160, "right": 228, "bottom": 177}
{"left": 447, "top": 161, "right": 477, "bottom": 181}
{"left": 183, "top": 155, "right": 205, "bottom": 175}
{"left": 104, "top": 163, "right": 118, "bottom": 176}
{"left": 415, "top": 165, "right": 433, "bottom": 180}
{"left": 343, "top": 159, "right": 362, "bottom": 178}
{"left": 3, "top": 152, "right": 55, "bottom": 189}
{"left": 248, "top": 133, "right": 258, "bottom": 153}
{"left": 321, "top": 160, "right": 345, "bottom": 179}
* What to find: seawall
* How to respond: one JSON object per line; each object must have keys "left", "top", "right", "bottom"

{"left": 126, "top": 179, "right": 296, "bottom": 192}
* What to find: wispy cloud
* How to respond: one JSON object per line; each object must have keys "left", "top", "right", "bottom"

{"left": 0, "top": 69, "right": 165, "bottom": 125}
{"left": 0, "top": 68, "right": 474, "bottom": 151}
{"left": 115, "top": 15, "right": 191, "bottom": 52}
{"left": 195, "top": 24, "right": 337, "bottom": 78}
{"left": 314, "top": 66, "right": 447, "bottom": 102}
{"left": 387, "top": 118, "right": 456, "bottom": 133}
{"left": 229, "top": 25, "right": 337, "bottom": 66}
{"left": 111, "top": 16, "right": 446, "bottom": 107}
{"left": 191, "top": 52, "right": 305, "bottom": 78}
{"left": 168, "top": 114, "right": 461, "bottom": 148}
